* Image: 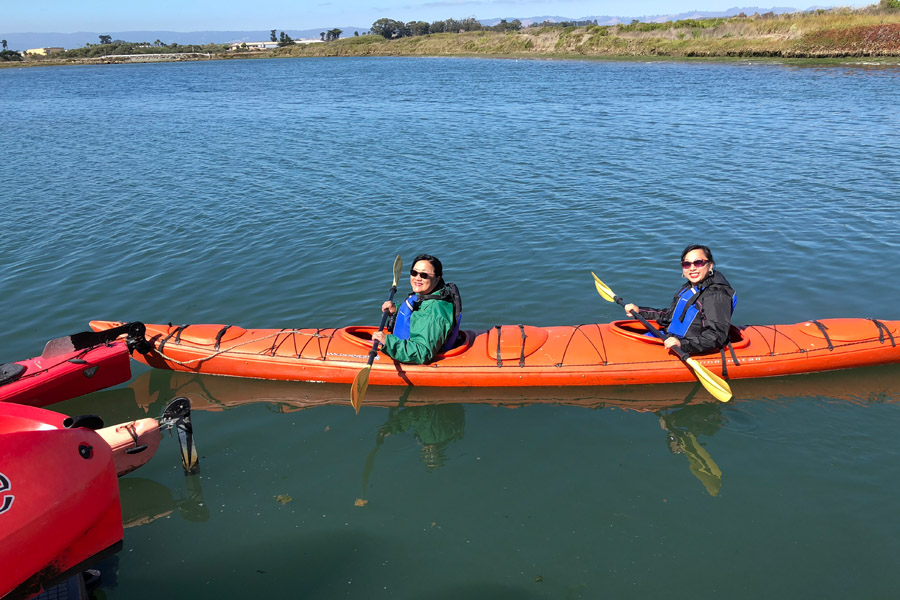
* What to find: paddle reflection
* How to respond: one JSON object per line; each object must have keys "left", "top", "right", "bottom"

{"left": 357, "top": 401, "right": 466, "bottom": 506}
{"left": 657, "top": 403, "right": 726, "bottom": 497}
{"left": 119, "top": 475, "right": 209, "bottom": 528}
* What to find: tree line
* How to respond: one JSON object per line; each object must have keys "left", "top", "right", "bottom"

{"left": 369, "top": 17, "right": 523, "bottom": 39}
{"left": 58, "top": 36, "right": 223, "bottom": 58}
{"left": 268, "top": 28, "right": 343, "bottom": 44}
{"left": 0, "top": 39, "right": 22, "bottom": 61}
{"left": 366, "top": 17, "right": 608, "bottom": 39}
{"left": 1, "top": 38, "right": 17, "bottom": 60}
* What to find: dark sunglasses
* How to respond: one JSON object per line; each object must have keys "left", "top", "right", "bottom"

{"left": 681, "top": 259, "right": 710, "bottom": 269}
{"left": 410, "top": 269, "right": 436, "bottom": 280}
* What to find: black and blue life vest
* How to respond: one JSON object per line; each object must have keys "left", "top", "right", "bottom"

{"left": 392, "top": 283, "right": 462, "bottom": 352}
{"left": 665, "top": 282, "right": 737, "bottom": 338}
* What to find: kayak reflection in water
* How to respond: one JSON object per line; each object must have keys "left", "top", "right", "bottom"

{"left": 623, "top": 244, "right": 737, "bottom": 355}
{"left": 658, "top": 403, "right": 727, "bottom": 497}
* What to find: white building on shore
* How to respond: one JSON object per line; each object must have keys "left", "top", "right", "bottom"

{"left": 228, "top": 41, "right": 280, "bottom": 51}
{"left": 229, "top": 39, "right": 324, "bottom": 51}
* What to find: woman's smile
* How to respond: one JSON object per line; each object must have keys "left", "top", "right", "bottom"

{"left": 410, "top": 260, "right": 439, "bottom": 295}
{"left": 682, "top": 249, "right": 712, "bottom": 285}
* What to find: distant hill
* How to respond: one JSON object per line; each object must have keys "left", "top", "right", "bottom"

{"left": 2, "top": 7, "right": 821, "bottom": 51}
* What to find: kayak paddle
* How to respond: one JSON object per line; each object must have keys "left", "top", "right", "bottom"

{"left": 42, "top": 321, "right": 149, "bottom": 359}
{"left": 160, "top": 397, "right": 200, "bottom": 474}
{"left": 351, "top": 255, "right": 403, "bottom": 413}
{"left": 591, "top": 272, "right": 732, "bottom": 403}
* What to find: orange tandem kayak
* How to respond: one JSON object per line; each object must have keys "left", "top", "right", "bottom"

{"left": 89, "top": 318, "right": 900, "bottom": 389}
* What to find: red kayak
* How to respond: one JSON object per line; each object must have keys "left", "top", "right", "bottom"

{"left": 0, "top": 398, "right": 198, "bottom": 599}
{"left": 0, "top": 323, "right": 148, "bottom": 408}
{"left": 0, "top": 403, "right": 123, "bottom": 599}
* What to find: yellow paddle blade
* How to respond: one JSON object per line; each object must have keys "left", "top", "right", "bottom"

{"left": 685, "top": 357, "right": 732, "bottom": 403}
{"left": 350, "top": 366, "right": 371, "bottom": 414}
{"left": 392, "top": 255, "right": 403, "bottom": 287}
{"left": 590, "top": 272, "right": 617, "bottom": 303}
{"left": 681, "top": 432, "right": 723, "bottom": 497}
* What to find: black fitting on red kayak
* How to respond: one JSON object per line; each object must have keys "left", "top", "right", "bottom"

{"left": 124, "top": 322, "right": 152, "bottom": 355}
{"left": 0, "top": 364, "right": 26, "bottom": 387}
{"left": 63, "top": 415, "right": 104, "bottom": 430}
{"left": 43, "top": 321, "right": 152, "bottom": 359}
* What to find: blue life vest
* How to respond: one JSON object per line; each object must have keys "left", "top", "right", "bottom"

{"left": 665, "top": 285, "right": 737, "bottom": 338}
{"left": 392, "top": 287, "right": 462, "bottom": 352}
{"left": 392, "top": 295, "right": 418, "bottom": 340}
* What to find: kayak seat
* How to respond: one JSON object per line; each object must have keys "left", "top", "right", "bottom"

{"left": 0, "top": 363, "right": 26, "bottom": 386}
{"left": 450, "top": 329, "right": 467, "bottom": 349}
{"left": 435, "top": 330, "right": 472, "bottom": 359}
{"left": 339, "top": 326, "right": 473, "bottom": 359}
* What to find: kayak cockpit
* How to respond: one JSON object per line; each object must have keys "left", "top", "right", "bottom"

{"left": 339, "top": 326, "right": 473, "bottom": 359}
{"left": 610, "top": 320, "right": 749, "bottom": 349}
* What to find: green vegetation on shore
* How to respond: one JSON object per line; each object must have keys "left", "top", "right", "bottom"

{"left": 6, "top": 4, "right": 900, "bottom": 68}
{"left": 274, "top": 6, "right": 900, "bottom": 60}
{"left": 62, "top": 39, "right": 225, "bottom": 59}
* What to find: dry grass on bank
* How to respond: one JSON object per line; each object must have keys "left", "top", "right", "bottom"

{"left": 273, "top": 7, "right": 900, "bottom": 59}
{"left": 6, "top": 5, "right": 900, "bottom": 68}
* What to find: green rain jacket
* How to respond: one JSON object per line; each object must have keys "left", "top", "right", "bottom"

{"left": 382, "top": 288, "right": 454, "bottom": 364}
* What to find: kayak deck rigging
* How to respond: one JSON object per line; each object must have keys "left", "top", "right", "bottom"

{"left": 89, "top": 317, "right": 900, "bottom": 389}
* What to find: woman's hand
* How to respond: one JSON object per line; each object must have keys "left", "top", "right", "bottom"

{"left": 664, "top": 336, "right": 682, "bottom": 350}
{"left": 623, "top": 303, "right": 638, "bottom": 316}
{"left": 372, "top": 331, "right": 387, "bottom": 345}
{"left": 381, "top": 301, "right": 396, "bottom": 314}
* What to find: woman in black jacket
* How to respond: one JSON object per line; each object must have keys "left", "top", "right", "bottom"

{"left": 624, "top": 244, "right": 736, "bottom": 355}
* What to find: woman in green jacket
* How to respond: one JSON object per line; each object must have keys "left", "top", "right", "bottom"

{"left": 371, "top": 254, "right": 459, "bottom": 364}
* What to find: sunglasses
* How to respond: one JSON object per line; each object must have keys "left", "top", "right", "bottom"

{"left": 409, "top": 269, "right": 436, "bottom": 280}
{"left": 681, "top": 259, "right": 710, "bottom": 269}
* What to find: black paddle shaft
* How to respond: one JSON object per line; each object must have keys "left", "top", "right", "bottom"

{"left": 367, "top": 285, "right": 398, "bottom": 365}
{"left": 617, "top": 297, "right": 691, "bottom": 362}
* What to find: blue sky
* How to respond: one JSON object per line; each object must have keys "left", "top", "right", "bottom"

{"left": 2, "top": 0, "right": 868, "bottom": 33}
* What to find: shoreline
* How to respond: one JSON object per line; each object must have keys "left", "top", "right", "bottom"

{"left": 5, "top": 10, "right": 900, "bottom": 69}
{"left": 5, "top": 52, "right": 900, "bottom": 70}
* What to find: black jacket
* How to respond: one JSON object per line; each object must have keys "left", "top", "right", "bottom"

{"left": 635, "top": 271, "right": 736, "bottom": 355}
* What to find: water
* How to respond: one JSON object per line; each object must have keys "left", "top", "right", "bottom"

{"left": 2, "top": 57, "right": 899, "bottom": 599}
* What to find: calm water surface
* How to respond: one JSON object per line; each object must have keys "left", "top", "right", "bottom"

{"left": 2, "top": 57, "right": 899, "bottom": 599}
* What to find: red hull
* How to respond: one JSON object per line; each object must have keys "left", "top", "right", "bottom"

{"left": 0, "top": 403, "right": 123, "bottom": 599}
{"left": 0, "top": 341, "right": 132, "bottom": 408}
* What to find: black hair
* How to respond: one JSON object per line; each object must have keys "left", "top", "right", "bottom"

{"left": 680, "top": 244, "right": 714, "bottom": 264}
{"left": 412, "top": 254, "right": 443, "bottom": 277}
